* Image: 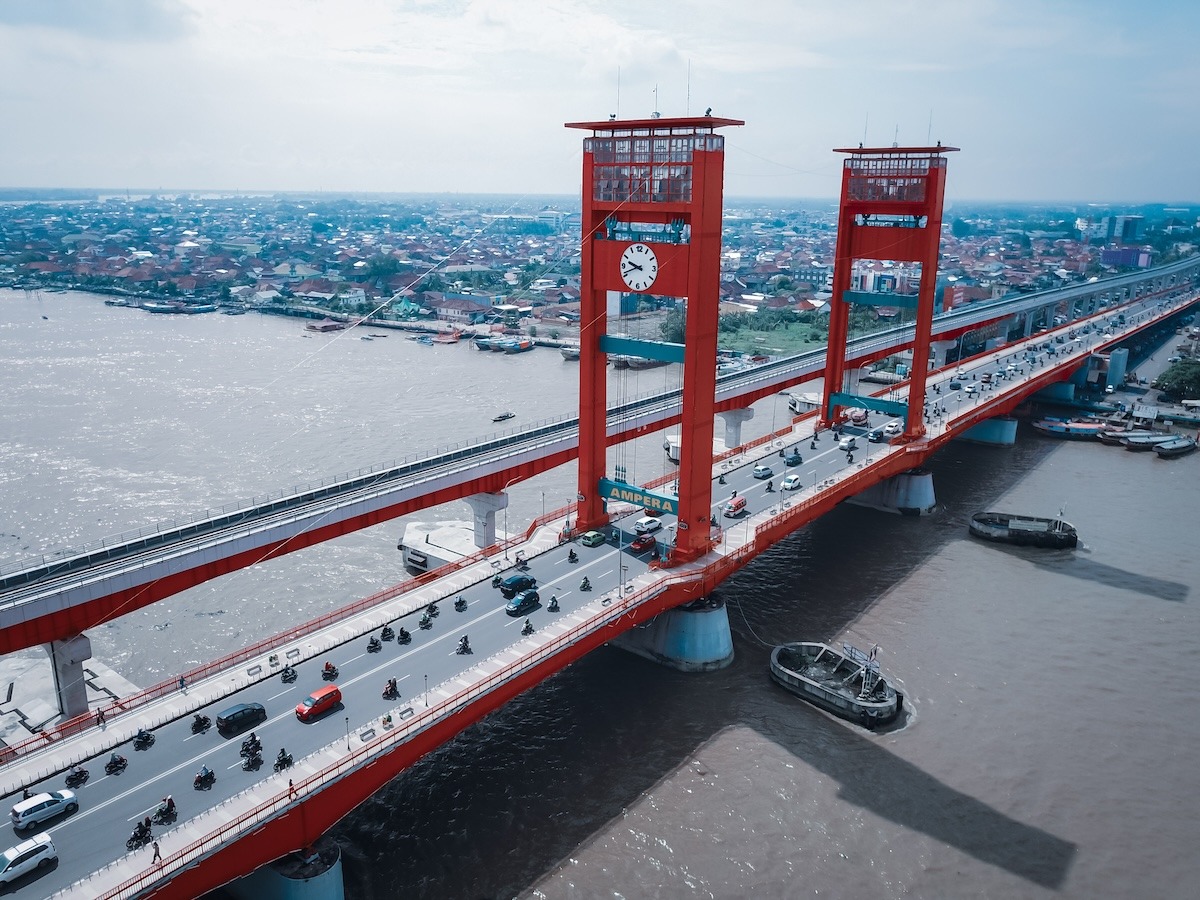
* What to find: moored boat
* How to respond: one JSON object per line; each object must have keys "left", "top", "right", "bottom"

{"left": 770, "top": 642, "right": 902, "bottom": 729}
{"left": 1154, "top": 436, "right": 1197, "bottom": 458}
{"left": 1122, "top": 433, "right": 1177, "bottom": 451}
{"left": 1031, "top": 419, "right": 1109, "bottom": 440}
{"left": 1097, "top": 428, "right": 1156, "bottom": 445}
{"left": 560, "top": 345, "right": 580, "bottom": 361}
{"left": 968, "top": 511, "right": 1078, "bottom": 549}
{"left": 503, "top": 338, "right": 534, "bottom": 353}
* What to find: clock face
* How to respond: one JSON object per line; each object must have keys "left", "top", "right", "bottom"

{"left": 619, "top": 242, "right": 658, "bottom": 292}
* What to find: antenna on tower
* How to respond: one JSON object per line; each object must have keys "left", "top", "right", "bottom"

{"left": 686, "top": 59, "right": 691, "bottom": 115}
{"left": 616, "top": 66, "right": 621, "bottom": 120}
{"left": 893, "top": 124, "right": 899, "bottom": 148}
{"left": 653, "top": 84, "right": 659, "bottom": 117}
{"left": 927, "top": 109, "right": 933, "bottom": 144}
{"left": 862, "top": 113, "right": 869, "bottom": 147}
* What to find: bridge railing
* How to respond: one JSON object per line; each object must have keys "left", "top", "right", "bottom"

{"left": 83, "top": 560, "right": 715, "bottom": 899}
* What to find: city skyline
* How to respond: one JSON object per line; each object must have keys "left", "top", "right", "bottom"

{"left": 1, "top": 0, "right": 1197, "bottom": 205}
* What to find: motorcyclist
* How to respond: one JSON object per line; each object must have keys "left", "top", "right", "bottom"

{"left": 455, "top": 595, "right": 467, "bottom": 610}
{"left": 71, "top": 764, "right": 86, "bottom": 778}
{"left": 398, "top": 627, "right": 410, "bottom": 642}
{"left": 522, "top": 619, "right": 534, "bottom": 635}
{"left": 198, "top": 764, "right": 212, "bottom": 782}
{"left": 548, "top": 595, "right": 560, "bottom": 611}
{"left": 718, "top": 473, "right": 726, "bottom": 484}
{"left": 458, "top": 634, "right": 470, "bottom": 653}
{"left": 109, "top": 751, "right": 126, "bottom": 768}
{"left": 384, "top": 677, "right": 398, "bottom": 697}
{"left": 159, "top": 795, "right": 175, "bottom": 815}
{"left": 136, "top": 727, "right": 150, "bottom": 743}
{"left": 142, "top": 815, "right": 152, "bottom": 834}
{"left": 580, "top": 576, "right": 591, "bottom": 591}
{"left": 568, "top": 548, "right": 578, "bottom": 562}
{"left": 323, "top": 661, "right": 336, "bottom": 675}
{"left": 276, "top": 748, "right": 291, "bottom": 766}
{"left": 766, "top": 480, "right": 774, "bottom": 492}
{"left": 193, "top": 713, "right": 208, "bottom": 727}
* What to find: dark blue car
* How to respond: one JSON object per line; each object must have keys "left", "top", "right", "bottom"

{"left": 506, "top": 588, "right": 540, "bottom": 616}
{"left": 499, "top": 574, "right": 536, "bottom": 599}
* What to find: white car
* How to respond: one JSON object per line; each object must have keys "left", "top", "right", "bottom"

{"left": 752, "top": 464, "right": 773, "bottom": 479}
{"left": 633, "top": 516, "right": 662, "bottom": 535}
{"left": 0, "top": 833, "right": 56, "bottom": 886}
{"left": 781, "top": 474, "right": 802, "bottom": 490}
{"left": 838, "top": 436, "right": 857, "bottom": 451}
{"left": 883, "top": 421, "right": 903, "bottom": 436}
{"left": 10, "top": 790, "right": 77, "bottom": 831}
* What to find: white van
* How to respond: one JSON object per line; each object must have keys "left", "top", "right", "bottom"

{"left": 838, "top": 435, "right": 857, "bottom": 452}
{"left": 722, "top": 496, "right": 747, "bottom": 518}
{"left": 633, "top": 516, "right": 663, "bottom": 535}
{"left": 10, "top": 790, "right": 77, "bottom": 831}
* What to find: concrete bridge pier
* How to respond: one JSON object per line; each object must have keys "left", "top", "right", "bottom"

{"left": 465, "top": 492, "right": 509, "bottom": 547}
{"left": 226, "top": 838, "right": 344, "bottom": 900}
{"left": 45, "top": 633, "right": 92, "bottom": 718}
{"left": 930, "top": 340, "right": 957, "bottom": 369}
{"left": 717, "top": 408, "right": 754, "bottom": 448}
{"left": 958, "top": 416, "right": 1019, "bottom": 446}
{"left": 612, "top": 596, "right": 734, "bottom": 672}
{"left": 845, "top": 469, "right": 937, "bottom": 516}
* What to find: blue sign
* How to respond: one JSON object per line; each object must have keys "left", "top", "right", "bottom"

{"left": 598, "top": 478, "right": 678, "bottom": 515}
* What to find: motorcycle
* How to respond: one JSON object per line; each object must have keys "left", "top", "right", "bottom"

{"left": 579, "top": 577, "right": 591, "bottom": 592}
{"left": 152, "top": 802, "right": 176, "bottom": 825}
{"left": 240, "top": 737, "right": 262, "bottom": 758}
{"left": 380, "top": 625, "right": 395, "bottom": 641}
{"left": 426, "top": 602, "right": 439, "bottom": 618}
{"left": 548, "top": 595, "right": 560, "bottom": 612}
{"left": 491, "top": 575, "right": 502, "bottom": 589}
{"left": 273, "top": 752, "right": 293, "bottom": 773}
{"left": 456, "top": 636, "right": 471, "bottom": 655}
{"left": 567, "top": 549, "right": 578, "bottom": 563}
{"left": 382, "top": 680, "right": 399, "bottom": 700}
{"left": 194, "top": 768, "right": 216, "bottom": 790}
{"left": 281, "top": 665, "right": 298, "bottom": 683}
{"left": 454, "top": 596, "right": 468, "bottom": 612}
{"left": 367, "top": 636, "right": 382, "bottom": 653}
{"left": 133, "top": 731, "right": 155, "bottom": 750}
{"left": 521, "top": 619, "right": 534, "bottom": 636}
{"left": 765, "top": 480, "right": 774, "bottom": 493}
{"left": 126, "top": 825, "right": 152, "bottom": 850}
{"left": 105, "top": 755, "right": 127, "bottom": 775}
{"left": 65, "top": 767, "right": 90, "bottom": 788}
{"left": 322, "top": 663, "right": 338, "bottom": 680}
{"left": 419, "top": 612, "right": 432, "bottom": 630}
{"left": 191, "top": 714, "right": 211, "bottom": 733}
{"left": 397, "top": 627, "right": 411, "bottom": 644}
{"left": 242, "top": 749, "right": 263, "bottom": 771}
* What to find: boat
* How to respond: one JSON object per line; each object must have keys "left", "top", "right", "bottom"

{"left": 432, "top": 331, "right": 461, "bottom": 344}
{"left": 103, "top": 298, "right": 129, "bottom": 307}
{"left": 769, "top": 642, "right": 902, "bottom": 729}
{"left": 306, "top": 318, "right": 346, "bottom": 332}
{"left": 560, "top": 346, "right": 580, "bottom": 361}
{"left": 473, "top": 336, "right": 496, "bottom": 351}
{"left": 1097, "top": 428, "right": 1157, "bottom": 446}
{"left": 1031, "top": 419, "right": 1109, "bottom": 440}
{"left": 492, "top": 412, "right": 515, "bottom": 423}
{"left": 490, "top": 338, "right": 515, "bottom": 352}
{"left": 410, "top": 335, "right": 434, "bottom": 345}
{"left": 1122, "top": 433, "right": 1177, "bottom": 451}
{"left": 626, "top": 357, "right": 670, "bottom": 370}
{"left": 968, "top": 511, "right": 1078, "bottom": 549}
{"left": 360, "top": 335, "right": 373, "bottom": 341}
{"left": 1155, "top": 436, "right": 1197, "bottom": 458}
{"left": 142, "top": 300, "right": 218, "bottom": 314}
{"left": 503, "top": 338, "right": 534, "bottom": 354}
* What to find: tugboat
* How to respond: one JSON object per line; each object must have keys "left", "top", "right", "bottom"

{"left": 769, "top": 642, "right": 902, "bottom": 729}
{"left": 968, "top": 510, "right": 1078, "bottom": 549}
{"left": 492, "top": 411, "right": 515, "bottom": 423}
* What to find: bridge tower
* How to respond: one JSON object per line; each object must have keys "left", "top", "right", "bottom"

{"left": 566, "top": 114, "right": 743, "bottom": 562}
{"left": 821, "top": 144, "right": 958, "bottom": 440}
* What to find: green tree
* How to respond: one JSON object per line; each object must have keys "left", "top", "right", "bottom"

{"left": 660, "top": 308, "right": 686, "bottom": 343}
{"left": 950, "top": 218, "right": 972, "bottom": 238}
{"left": 1155, "top": 358, "right": 1200, "bottom": 400}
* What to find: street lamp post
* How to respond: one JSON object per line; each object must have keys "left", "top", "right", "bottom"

{"left": 345, "top": 716, "right": 350, "bottom": 752}
{"left": 424, "top": 674, "right": 428, "bottom": 708}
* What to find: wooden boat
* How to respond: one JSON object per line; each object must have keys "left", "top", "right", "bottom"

{"left": 770, "top": 642, "right": 902, "bottom": 729}
{"left": 1031, "top": 419, "right": 1109, "bottom": 440}
{"left": 968, "top": 511, "right": 1077, "bottom": 549}
{"left": 1154, "top": 436, "right": 1197, "bottom": 458}
{"left": 432, "top": 330, "right": 461, "bottom": 344}
{"left": 1122, "top": 433, "right": 1177, "bottom": 451}
{"left": 503, "top": 338, "right": 534, "bottom": 353}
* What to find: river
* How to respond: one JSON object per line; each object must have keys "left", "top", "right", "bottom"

{"left": 2, "top": 289, "right": 1198, "bottom": 899}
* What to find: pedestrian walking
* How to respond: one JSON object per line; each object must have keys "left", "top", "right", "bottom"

{"left": 178, "top": 675, "right": 186, "bottom": 692}
{"left": 289, "top": 779, "right": 296, "bottom": 799}
{"left": 152, "top": 841, "right": 162, "bottom": 865}
{"left": 96, "top": 708, "right": 105, "bottom": 727}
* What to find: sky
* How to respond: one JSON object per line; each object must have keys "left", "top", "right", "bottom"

{"left": 1, "top": 0, "right": 1197, "bottom": 204}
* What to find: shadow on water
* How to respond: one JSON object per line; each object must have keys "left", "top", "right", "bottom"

{"left": 980, "top": 542, "right": 1191, "bottom": 603}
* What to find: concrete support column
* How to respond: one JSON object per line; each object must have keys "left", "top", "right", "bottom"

{"left": 930, "top": 340, "right": 956, "bottom": 369}
{"left": 464, "top": 492, "right": 509, "bottom": 548}
{"left": 612, "top": 597, "right": 734, "bottom": 672}
{"left": 45, "top": 633, "right": 92, "bottom": 718}
{"left": 226, "top": 838, "right": 344, "bottom": 900}
{"left": 717, "top": 408, "right": 754, "bottom": 449}
{"left": 958, "top": 416, "right": 1019, "bottom": 446}
{"left": 846, "top": 469, "right": 937, "bottom": 517}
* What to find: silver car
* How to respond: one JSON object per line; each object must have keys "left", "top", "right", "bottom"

{"left": 0, "top": 833, "right": 56, "bottom": 885}
{"left": 10, "top": 791, "right": 77, "bottom": 831}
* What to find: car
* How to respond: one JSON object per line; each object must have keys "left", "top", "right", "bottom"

{"left": 883, "top": 421, "right": 903, "bottom": 436}
{"left": 0, "top": 833, "right": 56, "bottom": 886}
{"left": 965, "top": 382, "right": 980, "bottom": 395}
{"left": 954, "top": 370, "right": 967, "bottom": 379}
{"left": 838, "top": 436, "right": 857, "bottom": 451}
{"left": 500, "top": 574, "right": 537, "bottom": 598}
{"left": 633, "top": 516, "right": 662, "bottom": 534}
{"left": 506, "top": 588, "right": 540, "bottom": 616}
{"left": 580, "top": 530, "right": 606, "bottom": 548}
{"left": 780, "top": 474, "right": 801, "bottom": 491}
{"left": 866, "top": 427, "right": 884, "bottom": 443}
{"left": 630, "top": 534, "right": 657, "bottom": 553}
{"left": 948, "top": 380, "right": 962, "bottom": 391}
{"left": 783, "top": 451, "right": 803, "bottom": 467}
{"left": 10, "top": 791, "right": 77, "bottom": 831}
{"left": 216, "top": 701, "right": 267, "bottom": 734}
{"left": 752, "top": 465, "right": 773, "bottom": 479}
{"left": 296, "top": 684, "right": 341, "bottom": 722}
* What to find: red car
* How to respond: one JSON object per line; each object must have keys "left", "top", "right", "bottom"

{"left": 296, "top": 684, "right": 341, "bottom": 722}
{"left": 630, "top": 534, "right": 657, "bottom": 553}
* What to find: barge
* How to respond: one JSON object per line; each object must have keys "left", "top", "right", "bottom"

{"left": 769, "top": 642, "right": 902, "bottom": 729}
